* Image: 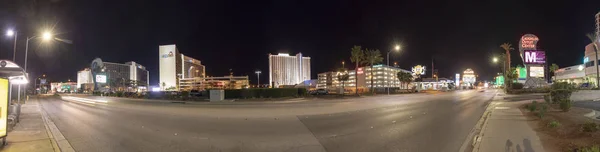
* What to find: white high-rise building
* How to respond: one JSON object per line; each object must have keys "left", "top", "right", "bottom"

{"left": 269, "top": 53, "right": 311, "bottom": 87}
{"left": 77, "top": 68, "right": 93, "bottom": 89}
{"left": 159, "top": 44, "right": 206, "bottom": 91}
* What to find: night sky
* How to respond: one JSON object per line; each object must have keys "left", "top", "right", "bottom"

{"left": 1, "top": 0, "right": 599, "bottom": 86}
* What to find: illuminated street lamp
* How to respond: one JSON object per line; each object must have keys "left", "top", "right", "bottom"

{"left": 6, "top": 29, "right": 17, "bottom": 61}
{"left": 255, "top": 70, "right": 261, "bottom": 88}
{"left": 493, "top": 57, "right": 498, "bottom": 63}
{"left": 387, "top": 44, "right": 401, "bottom": 95}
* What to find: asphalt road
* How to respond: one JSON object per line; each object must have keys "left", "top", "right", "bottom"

{"left": 39, "top": 90, "right": 496, "bottom": 152}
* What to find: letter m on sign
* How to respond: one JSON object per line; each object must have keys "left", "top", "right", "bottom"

{"left": 525, "top": 51, "right": 537, "bottom": 63}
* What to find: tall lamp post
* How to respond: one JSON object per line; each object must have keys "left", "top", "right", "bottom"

{"left": 255, "top": 70, "right": 261, "bottom": 88}
{"left": 387, "top": 45, "right": 401, "bottom": 95}
{"left": 493, "top": 56, "right": 506, "bottom": 88}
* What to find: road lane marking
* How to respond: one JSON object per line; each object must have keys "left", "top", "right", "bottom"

{"left": 40, "top": 101, "right": 76, "bottom": 152}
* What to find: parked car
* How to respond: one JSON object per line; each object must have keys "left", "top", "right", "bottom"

{"left": 310, "top": 89, "right": 329, "bottom": 95}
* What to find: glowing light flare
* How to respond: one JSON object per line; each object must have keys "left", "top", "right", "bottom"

{"left": 61, "top": 96, "right": 108, "bottom": 104}
{"left": 6, "top": 30, "right": 14, "bottom": 36}
{"left": 42, "top": 31, "right": 52, "bottom": 41}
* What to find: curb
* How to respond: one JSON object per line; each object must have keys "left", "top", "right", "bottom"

{"left": 470, "top": 103, "right": 496, "bottom": 152}
{"left": 458, "top": 91, "right": 499, "bottom": 152}
{"left": 584, "top": 110, "right": 600, "bottom": 120}
{"left": 39, "top": 102, "right": 75, "bottom": 152}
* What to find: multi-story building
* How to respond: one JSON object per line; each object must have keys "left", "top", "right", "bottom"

{"left": 269, "top": 53, "right": 310, "bottom": 87}
{"left": 77, "top": 68, "right": 93, "bottom": 91}
{"left": 100, "top": 61, "right": 149, "bottom": 92}
{"left": 159, "top": 44, "right": 206, "bottom": 91}
{"left": 317, "top": 65, "right": 410, "bottom": 92}
{"left": 179, "top": 76, "right": 249, "bottom": 90}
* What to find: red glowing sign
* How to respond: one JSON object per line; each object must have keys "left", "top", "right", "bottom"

{"left": 520, "top": 35, "right": 539, "bottom": 49}
{"left": 357, "top": 68, "right": 364, "bottom": 74}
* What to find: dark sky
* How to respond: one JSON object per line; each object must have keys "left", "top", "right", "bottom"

{"left": 0, "top": 0, "right": 599, "bottom": 85}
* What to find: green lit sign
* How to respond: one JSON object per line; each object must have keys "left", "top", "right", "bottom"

{"left": 495, "top": 75, "right": 504, "bottom": 85}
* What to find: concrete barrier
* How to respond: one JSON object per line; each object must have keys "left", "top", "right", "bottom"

{"left": 571, "top": 90, "right": 600, "bottom": 102}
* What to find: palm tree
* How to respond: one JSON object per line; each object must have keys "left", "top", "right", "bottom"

{"left": 161, "top": 82, "right": 166, "bottom": 91}
{"left": 397, "top": 72, "right": 413, "bottom": 91}
{"left": 337, "top": 68, "right": 350, "bottom": 95}
{"left": 363, "top": 48, "right": 384, "bottom": 93}
{"left": 350, "top": 45, "right": 364, "bottom": 95}
{"left": 500, "top": 43, "right": 514, "bottom": 88}
{"left": 549, "top": 63, "right": 559, "bottom": 82}
{"left": 586, "top": 33, "right": 599, "bottom": 88}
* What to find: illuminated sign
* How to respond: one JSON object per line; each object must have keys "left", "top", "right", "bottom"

{"left": 373, "top": 64, "right": 383, "bottom": 67}
{"left": 96, "top": 75, "right": 107, "bottom": 83}
{"left": 524, "top": 50, "right": 546, "bottom": 64}
{"left": 520, "top": 34, "right": 539, "bottom": 49}
{"left": 463, "top": 68, "right": 474, "bottom": 74}
{"left": 357, "top": 68, "right": 364, "bottom": 74}
{"left": 455, "top": 73, "right": 460, "bottom": 87}
{"left": 412, "top": 65, "right": 426, "bottom": 76}
{"left": 529, "top": 66, "right": 544, "bottom": 78}
{"left": 584, "top": 57, "right": 589, "bottom": 63}
{"left": 161, "top": 51, "right": 174, "bottom": 58}
{"left": 517, "top": 67, "right": 527, "bottom": 79}
{"left": 496, "top": 75, "right": 504, "bottom": 85}
{"left": 0, "top": 78, "right": 8, "bottom": 138}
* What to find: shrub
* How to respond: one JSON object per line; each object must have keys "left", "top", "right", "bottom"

{"left": 543, "top": 94, "right": 551, "bottom": 104}
{"left": 548, "top": 120, "right": 560, "bottom": 128}
{"left": 582, "top": 122, "right": 599, "bottom": 132}
{"left": 537, "top": 104, "right": 548, "bottom": 118}
{"left": 115, "top": 91, "right": 124, "bottom": 97}
{"left": 551, "top": 82, "right": 575, "bottom": 90}
{"left": 181, "top": 91, "right": 190, "bottom": 100}
{"left": 559, "top": 100, "right": 572, "bottom": 112}
{"left": 511, "top": 83, "right": 524, "bottom": 89}
{"left": 528, "top": 101, "right": 538, "bottom": 112}
{"left": 580, "top": 145, "right": 600, "bottom": 152}
{"left": 551, "top": 90, "right": 573, "bottom": 104}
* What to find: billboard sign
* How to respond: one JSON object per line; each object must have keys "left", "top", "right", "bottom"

{"left": 0, "top": 78, "right": 8, "bottom": 138}
{"left": 524, "top": 50, "right": 545, "bottom": 64}
{"left": 412, "top": 65, "right": 426, "bottom": 76}
{"left": 517, "top": 67, "right": 527, "bottom": 80}
{"left": 455, "top": 73, "right": 460, "bottom": 87}
{"left": 530, "top": 66, "right": 545, "bottom": 78}
{"left": 96, "top": 75, "right": 107, "bottom": 83}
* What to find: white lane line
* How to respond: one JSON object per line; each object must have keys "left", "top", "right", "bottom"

{"left": 40, "top": 102, "right": 76, "bottom": 152}
{"left": 61, "top": 96, "right": 108, "bottom": 104}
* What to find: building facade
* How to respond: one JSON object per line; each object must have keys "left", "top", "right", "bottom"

{"left": 77, "top": 68, "right": 93, "bottom": 92}
{"left": 317, "top": 65, "right": 411, "bottom": 92}
{"left": 179, "top": 76, "right": 249, "bottom": 90}
{"left": 269, "top": 53, "right": 310, "bottom": 87}
{"left": 159, "top": 44, "right": 206, "bottom": 91}
{"left": 103, "top": 61, "right": 149, "bottom": 92}
{"left": 554, "top": 65, "right": 586, "bottom": 84}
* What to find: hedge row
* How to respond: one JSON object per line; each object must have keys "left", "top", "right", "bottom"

{"left": 222, "top": 88, "right": 307, "bottom": 99}
{"left": 506, "top": 88, "right": 550, "bottom": 94}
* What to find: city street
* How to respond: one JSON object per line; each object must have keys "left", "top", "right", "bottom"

{"left": 39, "top": 90, "right": 497, "bottom": 152}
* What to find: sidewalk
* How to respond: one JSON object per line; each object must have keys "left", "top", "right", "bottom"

{"left": 1, "top": 99, "right": 57, "bottom": 152}
{"left": 474, "top": 100, "right": 545, "bottom": 152}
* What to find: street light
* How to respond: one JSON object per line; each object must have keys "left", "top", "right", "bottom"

{"left": 42, "top": 31, "right": 52, "bottom": 41}
{"left": 387, "top": 44, "right": 401, "bottom": 95}
{"left": 255, "top": 70, "right": 261, "bottom": 88}
{"left": 6, "top": 29, "right": 17, "bottom": 61}
{"left": 493, "top": 57, "right": 498, "bottom": 63}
